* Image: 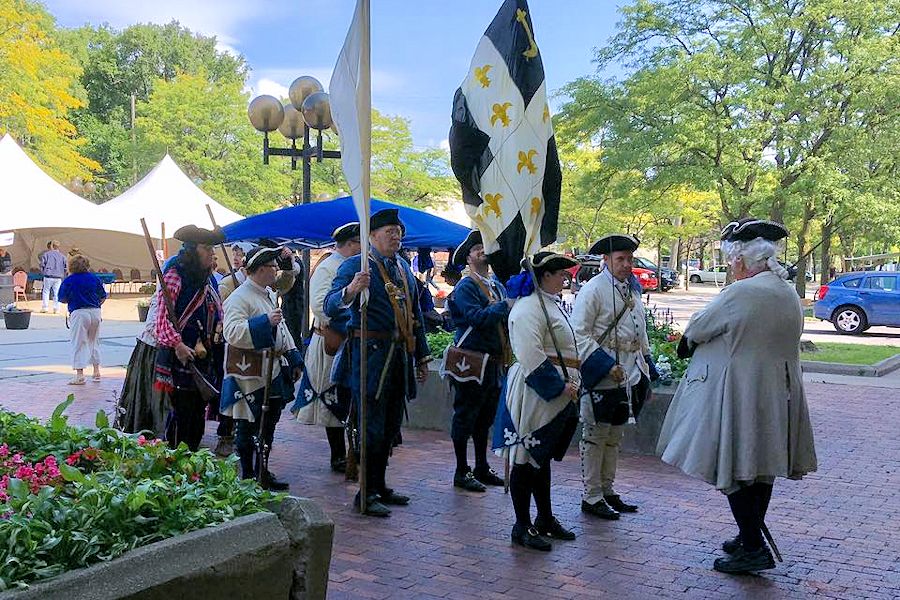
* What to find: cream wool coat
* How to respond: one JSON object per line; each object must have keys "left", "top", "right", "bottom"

{"left": 222, "top": 278, "right": 298, "bottom": 422}
{"left": 498, "top": 291, "right": 582, "bottom": 467}
{"left": 295, "top": 252, "right": 346, "bottom": 427}
{"left": 657, "top": 271, "right": 817, "bottom": 491}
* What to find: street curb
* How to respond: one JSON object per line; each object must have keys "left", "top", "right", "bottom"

{"left": 801, "top": 353, "right": 900, "bottom": 378}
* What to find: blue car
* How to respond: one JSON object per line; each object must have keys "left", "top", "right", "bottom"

{"left": 814, "top": 271, "right": 900, "bottom": 335}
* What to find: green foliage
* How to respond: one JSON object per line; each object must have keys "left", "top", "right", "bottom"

{"left": 0, "top": 396, "right": 281, "bottom": 590}
{"left": 0, "top": 0, "right": 100, "bottom": 183}
{"left": 426, "top": 330, "right": 455, "bottom": 357}
{"left": 645, "top": 304, "right": 689, "bottom": 382}
{"left": 556, "top": 0, "right": 900, "bottom": 285}
{"left": 801, "top": 343, "right": 900, "bottom": 365}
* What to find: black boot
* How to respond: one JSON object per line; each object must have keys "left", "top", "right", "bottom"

{"left": 511, "top": 523, "right": 552, "bottom": 551}
{"left": 261, "top": 470, "right": 290, "bottom": 491}
{"left": 354, "top": 491, "right": 391, "bottom": 517}
{"left": 713, "top": 546, "right": 776, "bottom": 574}
{"left": 604, "top": 494, "right": 638, "bottom": 513}
{"left": 722, "top": 535, "right": 742, "bottom": 554}
{"left": 238, "top": 453, "right": 256, "bottom": 481}
{"left": 534, "top": 515, "right": 576, "bottom": 541}
{"left": 454, "top": 468, "right": 487, "bottom": 492}
{"left": 581, "top": 498, "right": 620, "bottom": 520}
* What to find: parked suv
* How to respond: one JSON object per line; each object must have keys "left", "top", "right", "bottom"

{"left": 633, "top": 257, "right": 678, "bottom": 291}
{"left": 813, "top": 271, "right": 900, "bottom": 335}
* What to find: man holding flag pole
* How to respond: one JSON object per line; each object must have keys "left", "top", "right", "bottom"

{"left": 327, "top": 0, "right": 431, "bottom": 517}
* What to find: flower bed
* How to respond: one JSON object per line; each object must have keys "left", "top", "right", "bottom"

{"left": 0, "top": 396, "right": 281, "bottom": 592}
{"left": 645, "top": 303, "right": 690, "bottom": 383}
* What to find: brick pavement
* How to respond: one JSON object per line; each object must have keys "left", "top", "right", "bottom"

{"left": 2, "top": 373, "right": 898, "bottom": 599}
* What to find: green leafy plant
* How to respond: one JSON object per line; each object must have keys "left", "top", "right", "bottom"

{"left": 0, "top": 396, "right": 282, "bottom": 591}
{"left": 426, "top": 330, "right": 455, "bottom": 357}
{"left": 645, "top": 303, "right": 690, "bottom": 383}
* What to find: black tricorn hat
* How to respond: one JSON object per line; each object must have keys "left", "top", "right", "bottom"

{"left": 450, "top": 230, "right": 482, "bottom": 267}
{"left": 245, "top": 246, "right": 283, "bottom": 270}
{"left": 173, "top": 225, "right": 225, "bottom": 246}
{"left": 370, "top": 208, "right": 405, "bottom": 233}
{"left": 525, "top": 251, "right": 579, "bottom": 277}
{"left": 589, "top": 234, "right": 640, "bottom": 255}
{"left": 332, "top": 222, "right": 361, "bottom": 243}
{"left": 720, "top": 218, "right": 788, "bottom": 242}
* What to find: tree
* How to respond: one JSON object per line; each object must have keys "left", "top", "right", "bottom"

{"left": 58, "top": 21, "right": 248, "bottom": 198}
{"left": 556, "top": 0, "right": 900, "bottom": 290}
{"left": 0, "top": 0, "right": 99, "bottom": 183}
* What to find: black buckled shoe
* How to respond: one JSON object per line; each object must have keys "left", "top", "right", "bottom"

{"left": 713, "top": 546, "right": 776, "bottom": 574}
{"left": 534, "top": 516, "right": 576, "bottom": 541}
{"left": 581, "top": 499, "right": 620, "bottom": 520}
{"left": 354, "top": 492, "right": 391, "bottom": 517}
{"left": 454, "top": 470, "right": 487, "bottom": 492}
{"left": 261, "top": 471, "right": 290, "bottom": 491}
{"left": 331, "top": 457, "right": 347, "bottom": 474}
{"left": 473, "top": 466, "right": 505, "bottom": 487}
{"left": 378, "top": 488, "right": 410, "bottom": 506}
{"left": 722, "top": 535, "right": 742, "bottom": 554}
{"left": 604, "top": 494, "right": 638, "bottom": 513}
{"left": 511, "top": 523, "right": 552, "bottom": 552}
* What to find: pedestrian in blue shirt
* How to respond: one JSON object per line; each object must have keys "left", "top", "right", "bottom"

{"left": 58, "top": 254, "right": 107, "bottom": 385}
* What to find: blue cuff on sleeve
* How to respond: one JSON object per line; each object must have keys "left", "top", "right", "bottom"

{"left": 645, "top": 354, "right": 660, "bottom": 381}
{"left": 285, "top": 348, "right": 304, "bottom": 370}
{"left": 581, "top": 348, "right": 616, "bottom": 389}
{"left": 248, "top": 314, "right": 275, "bottom": 349}
{"left": 524, "top": 359, "right": 567, "bottom": 401}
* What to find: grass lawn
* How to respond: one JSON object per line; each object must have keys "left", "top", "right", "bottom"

{"left": 801, "top": 342, "right": 900, "bottom": 365}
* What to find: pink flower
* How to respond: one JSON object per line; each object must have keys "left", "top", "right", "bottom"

{"left": 0, "top": 444, "right": 8, "bottom": 458}
{"left": 66, "top": 450, "right": 83, "bottom": 466}
{"left": 137, "top": 435, "right": 147, "bottom": 446}
{"left": 190, "top": 473, "right": 200, "bottom": 482}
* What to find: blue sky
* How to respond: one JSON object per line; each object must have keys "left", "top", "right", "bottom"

{"left": 42, "top": 1, "right": 626, "bottom": 149}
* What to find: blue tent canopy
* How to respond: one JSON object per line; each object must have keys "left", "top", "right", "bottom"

{"left": 222, "top": 196, "right": 471, "bottom": 250}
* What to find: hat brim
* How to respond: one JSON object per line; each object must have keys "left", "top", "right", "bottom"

{"left": 450, "top": 230, "right": 482, "bottom": 267}
{"left": 174, "top": 225, "right": 225, "bottom": 246}
{"left": 721, "top": 219, "right": 788, "bottom": 242}
{"left": 589, "top": 234, "right": 640, "bottom": 255}
{"left": 526, "top": 253, "right": 579, "bottom": 273}
{"left": 245, "top": 247, "right": 283, "bottom": 269}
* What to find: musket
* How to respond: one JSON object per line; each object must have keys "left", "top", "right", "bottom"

{"left": 761, "top": 522, "right": 783, "bottom": 562}
{"left": 205, "top": 204, "right": 240, "bottom": 289}
{"left": 256, "top": 348, "right": 276, "bottom": 485}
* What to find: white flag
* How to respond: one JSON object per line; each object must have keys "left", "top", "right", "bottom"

{"left": 330, "top": 0, "right": 371, "bottom": 277}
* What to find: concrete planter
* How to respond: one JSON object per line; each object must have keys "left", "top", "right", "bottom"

{"left": 2, "top": 309, "right": 31, "bottom": 330}
{"left": 0, "top": 496, "right": 334, "bottom": 600}
{"left": 406, "top": 364, "right": 677, "bottom": 455}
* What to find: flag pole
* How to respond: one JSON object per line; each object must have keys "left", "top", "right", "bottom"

{"left": 356, "top": 0, "right": 372, "bottom": 514}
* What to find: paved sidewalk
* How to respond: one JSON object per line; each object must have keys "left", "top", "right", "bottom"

{"left": 2, "top": 374, "right": 898, "bottom": 599}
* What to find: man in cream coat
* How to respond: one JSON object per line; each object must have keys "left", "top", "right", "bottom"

{"left": 294, "top": 223, "right": 360, "bottom": 475}
{"left": 221, "top": 246, "right": 303, "bottom": 490}
{"left": 657, "top": 218, "right": 816, "bottom": 574}
{"left": 571, "top": 234, "right": 658, "bottom": 520}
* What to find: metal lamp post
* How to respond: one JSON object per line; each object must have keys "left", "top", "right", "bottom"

{"left": 248, "top": 76, "right": 342, "bottom": 338}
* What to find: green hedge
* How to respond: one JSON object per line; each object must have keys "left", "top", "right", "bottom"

{"left": 0, "top": 396, "right": 281, "bottom": 591}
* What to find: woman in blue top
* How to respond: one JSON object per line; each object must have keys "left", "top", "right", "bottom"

{"left": 58, "top": 254, "right": 107, "bottom": 385}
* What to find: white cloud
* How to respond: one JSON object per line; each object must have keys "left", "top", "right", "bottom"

{"left": 253, "top": 78, "right": 290, "bottom": 100}
{"left": 439, "top": 138, "right": 450, "bottom": 151}
{"left": 248, "top": 67, "right": 405, "bottom": 100}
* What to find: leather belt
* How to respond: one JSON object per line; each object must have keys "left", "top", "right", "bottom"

{"left": 604, "top": 339, "right": 641, "bottom": 353}
{"left": 350, "top": 329, "right": 394, "bottom": 341}
{"left": 549, "top": 356, "right": 581, "bottom": 369}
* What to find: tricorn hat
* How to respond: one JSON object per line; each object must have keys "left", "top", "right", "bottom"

{"left": 525, "top": 251, "right": 579, "bottom": 277}
{"left": 720, "top": 218, "right": 788, "bottom": 242}
{"left": 332, "top": 222, "right": 361, "bottom": 243}
{"left": 370, "top": 208, "right": 405, "bottom": 234}
{"left": 173, "top": 225, "right": 225, "bottom": 246}
{"left": 589, "top": 234, "right": 640, "bottom": 255}
{"left": 450, "top": 230, "right": 483, "bottom": 267}
{"left": 245, "top": 246, "right": 283, "bottom": 270}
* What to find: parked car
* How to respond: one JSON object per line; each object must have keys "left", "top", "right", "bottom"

{"left": 633, "top": 257, "right": 678, "bottom": 291}
{"left": 688, "top": 265, "right": 728, "bottom": 284}
{"left": 567, "top": 255, "right": 658, "bottom": 292}
{"left": 813, "top": 271, "right": 900, "bottom": 334}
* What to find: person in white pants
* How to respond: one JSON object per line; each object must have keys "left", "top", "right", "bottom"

{"left": 58, "top": 255, "right": 107, "bottom": 384}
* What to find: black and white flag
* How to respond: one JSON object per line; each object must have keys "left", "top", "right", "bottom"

{"left": 449, "top": 0, "right": 562, "bottom": 283}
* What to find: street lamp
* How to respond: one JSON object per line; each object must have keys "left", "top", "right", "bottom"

{"left": 248, "top": 76, "right": 342, "bottom": 337}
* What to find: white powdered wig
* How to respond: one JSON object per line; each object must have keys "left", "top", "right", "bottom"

{"left": 721, "top": 237, "right": 790, "bottom": 280}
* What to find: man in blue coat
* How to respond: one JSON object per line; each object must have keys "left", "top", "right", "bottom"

{"left": 324, "top": 208, "right": 431, "bottom": 517}
{"left": 446, "top": 230, "right": 512, "bottom": 492}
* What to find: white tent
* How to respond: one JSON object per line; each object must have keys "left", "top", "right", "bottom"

{"left": 99, "top": 154, "right": 242, "bottom": 241}
{"left": 0, "top": 134, "right": 149, "bottom": 274}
